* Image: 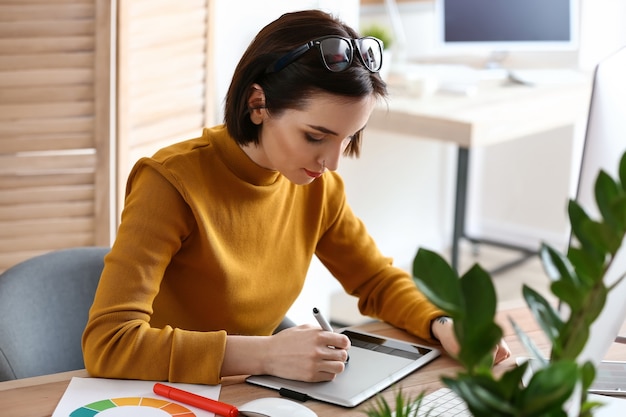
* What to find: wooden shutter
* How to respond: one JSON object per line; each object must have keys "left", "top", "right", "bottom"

{"left": 116, "top": 0, "right": 215, "bottom": 218}
{"left": 0, "top": 0, "right": 112, "bottom": 273}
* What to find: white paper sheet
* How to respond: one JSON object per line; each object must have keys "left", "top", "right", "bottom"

{"left": 52, "top": 377, "right": 221, "bottom": 417}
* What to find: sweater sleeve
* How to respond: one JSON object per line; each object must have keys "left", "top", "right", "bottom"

{"left": 82, "top": 161, "right": 226, "bottom": 384}
{"left": 315, "top": 175, "right": 445, "bottom": 343}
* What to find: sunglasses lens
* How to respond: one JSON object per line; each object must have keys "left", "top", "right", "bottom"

{"left": 319, "top": 38, "right": 352, "bottom": 72}
{"left": 357, "top": 37, "right": 383, "bottom": 72}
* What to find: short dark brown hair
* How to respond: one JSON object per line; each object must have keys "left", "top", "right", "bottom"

{"left": 223, "top": 9, "right": 388, "bottom": 157}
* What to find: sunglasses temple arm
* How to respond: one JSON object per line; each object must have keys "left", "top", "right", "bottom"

{"left": 266, "top": 42, "right": 314, "bottom": 73}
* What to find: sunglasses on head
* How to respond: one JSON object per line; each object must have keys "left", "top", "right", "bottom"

{"left": 265, "top": 35, "right": 384, "bottom": 74}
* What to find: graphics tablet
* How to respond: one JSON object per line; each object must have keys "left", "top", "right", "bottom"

{"left": 246, "top": 328, "right": 441, "bottom": 407}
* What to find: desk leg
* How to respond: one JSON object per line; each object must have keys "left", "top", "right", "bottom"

{"left": 451, "top": 147, "right": 470, "bottom": 271}
{"left": 449, "top": 147, "right": 537, "bottom": 274}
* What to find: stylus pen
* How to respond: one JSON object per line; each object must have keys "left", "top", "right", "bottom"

{"left": 312, "top": 307, "right": 334, "bottom": 332}
{"left": 313, "top": 307, "right": 349, "bottom": 361}
{"left": 153, "top": 383, "right": 239, "bottom": 417}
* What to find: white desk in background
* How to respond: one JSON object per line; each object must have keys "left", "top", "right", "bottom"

{"left": 369, "top": 72, "right": 592, "bottom": 272}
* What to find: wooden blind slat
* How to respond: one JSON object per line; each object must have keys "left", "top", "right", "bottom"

{"left": 131, "top": 38, "right": 206, "bottom": 65}
{"left": 131, "top": 102, "right": 204, "bottom": 130}
{"left": 0, "top": 102, "right": 94, "bottom": 120}
{"left": 0, "top": 171, "right": 93, "bottom": 189}
{"left": 0, "top": 232, "right": 94, "bottom": 254}
{"left": 0, "top": 85, "right": 93, "bottom": 104}
{"left": 130, "top": 114, "right": 204, "bottom": 147}
{"left": 0, "top": 153, "right": 96, "bottom": 175}
{"left": 0, "top": 53, "right": 94, "bottom": 71}
{"left": 0, "top": 20, "right": 94, "bottom": 37}
{"left": 0, "top": 117, "right": 93, "bottom": 134}
{"left": 0, "top": 217, "right": 94, "bottom": 238}
{"left": 0, "top": 37, "right": 94, "bottom": 54}
{"left": 0, "top": 201, "right": 94, "bottom": 221}
{"left": 0, "top": 68, "right": 93, "bottom": 87}
{"left": 130, "top": 16, "right": 206, "bottom": 48}
{"left": 130, "top": 70, "right": 204, "bottom": 97}
{"left": 1, "top": 184, "right": 93, "bottom": 205}
{"left": 0, "top": 4, "right": 94, "bottom": 21}
{"left": 128, "top": 0, "right": 206, "bottom": 18}
{"left": 128, "top": 128, "right": 201, "bottom": 164}
{"left": 0, "top": 133, "right": 93, "bottom": 153}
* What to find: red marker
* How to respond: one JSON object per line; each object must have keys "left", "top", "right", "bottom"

{"left": 154, "top": 382, "right": 239, "bottom": 417}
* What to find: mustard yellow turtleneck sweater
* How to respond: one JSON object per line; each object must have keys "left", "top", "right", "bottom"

{"left": 82, "top": 125, "right": 442, "bottom": 385}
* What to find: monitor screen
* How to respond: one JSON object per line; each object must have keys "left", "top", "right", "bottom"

{"left": 435, "top": 0, "right": 579, "bottom": 53}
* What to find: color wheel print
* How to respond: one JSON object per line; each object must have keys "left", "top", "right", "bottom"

{"left": 69, "top": 396, "right": 196, "bottom": 416}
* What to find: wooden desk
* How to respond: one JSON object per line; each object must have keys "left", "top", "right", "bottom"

{"left": 2, "top": 307, "right": 624, "bottom": 417}
{"left": 369, "top": 78, "right": 592, "bottom": 272}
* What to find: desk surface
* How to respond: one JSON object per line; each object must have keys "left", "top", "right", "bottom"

{"left": 369, "top": 78, "right": 592, "bottom": 148}
{"left": 2, "top": 307, "right": 625, "bottom": 417}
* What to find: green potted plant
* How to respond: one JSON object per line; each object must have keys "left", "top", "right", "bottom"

{"left": 361, "top": 23, "right": 393, "bottom": 79}
{"left": 363, "top": 151, "right": 626, "bottom": 417}
{"left": 361, "top": 23, "right": 393, "bottom": 51}
{"left": 364, "top": 388, "right": 429, "bottom": 417}
{"left": 409, "top": 151, "right": 626, "bottom": 416}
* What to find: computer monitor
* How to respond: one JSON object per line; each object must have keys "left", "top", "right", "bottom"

{"left": 519, "top": 47, "right": 626, "bottom": 403}
{"left": 435, "top": 0, "right": 580, "bottom": 66}
{"left": 573, "top": 46, "right": 626, "bottom": 367}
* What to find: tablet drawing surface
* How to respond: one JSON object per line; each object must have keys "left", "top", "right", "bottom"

{"left": 246, "top": 328, "right": 441, "bottom": 407}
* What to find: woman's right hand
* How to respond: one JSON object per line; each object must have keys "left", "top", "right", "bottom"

{"left": 263, "top": 324, "right": 351, "bottom": 382}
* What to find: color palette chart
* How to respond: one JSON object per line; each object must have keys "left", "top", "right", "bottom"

{"left": 52, "top": 377, "right": 221, "bottom": 417}
{"left": 70, "top": 396, "right": 195, "bottom": 416}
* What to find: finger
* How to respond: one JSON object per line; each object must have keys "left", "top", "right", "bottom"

{"left": 317, "top": 355, "right": 346, "bottom": 376}
{"left": 319, "top": 332, "right": 351, "bottom": 350}
{"left": 493, "top": 342, "right": 512, "bottom": 365}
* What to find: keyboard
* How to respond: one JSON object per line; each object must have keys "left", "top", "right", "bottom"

{"left": 590, "top": 361, "right": 626, "bottom": 396}
{"left": 395, "top": 387, "right": 471, "bottom": 417}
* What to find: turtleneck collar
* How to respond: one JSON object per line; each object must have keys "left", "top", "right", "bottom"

{"left": 206, "top": 125, "right": 283, "bottom": 187}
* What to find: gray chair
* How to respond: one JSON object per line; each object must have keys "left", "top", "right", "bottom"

{"left": 0, "top": 246, "right": 295, "bottom": 381}
{"left": 0, "top": 246, "right": 109, "bottom": 381}
{"left": 274, "top": 316, "right": 297, "bottom": 334}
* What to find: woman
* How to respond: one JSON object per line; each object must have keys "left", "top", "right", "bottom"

{"left": 82, "top": 9, "right": 509, "bottom": 385}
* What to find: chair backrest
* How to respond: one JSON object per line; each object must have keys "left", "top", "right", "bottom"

{"left": 0, "top": 246, "right": 109, "bottom": 381}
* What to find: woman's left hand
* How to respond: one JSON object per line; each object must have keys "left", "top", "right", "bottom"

{"left": 430, "top": 316, "right": 511, "bottom": 365}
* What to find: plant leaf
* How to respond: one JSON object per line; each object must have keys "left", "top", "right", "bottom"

{"left": 497, "top": 361, "right": 530, "bottom": 400}
{"left": 519, "top": 360, "right": 578, "bottom": 415}
{"left": 582, "top": 220, "right": 621, "bottom": 255}
{"left": 567, "top": 246, "right": 603, "bottom": 287}
{"left": 580, "top": 360, "right": 597, "bottom": 392}
{"left": 460, "top": 264, "right": 497, "bottom": 327}
{"left": 568, "top": 200, "right": 598, "bottom": 254}
{"left": 609, "top": 195, "right": 626, "bottom": 236}
{"left": 595, "top": 170, "right": 622, "bottom": 229}
{"left": 510, "top": 317, "right": 548, "bottom": 364}
{"left": 557, "top": 321, "right": 591, "bottom": 361}
{"left": 620, "top": 152, "right": 626, "bottom": 192}
{"left": 522, "top": 285, "right": 564, "bottom": 344}
{"left": 540, "top": 244, "right": 586, "bottom": 310}
{"left": 455, "top": 264, "right": 503, "bottom": 371}
{"left": 412, "top": 248, "right": 463, "bottom": 317}
{"left": 540, "top": 243, "right": 579, "bottom": 286}
{"left": 444, "top": 375, "right": 518, "bottom": 416}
